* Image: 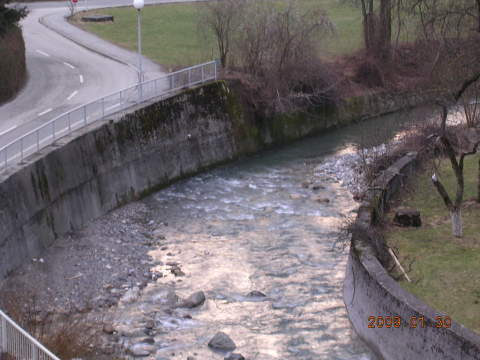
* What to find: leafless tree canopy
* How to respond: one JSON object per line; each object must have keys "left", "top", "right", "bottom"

{"left": 201, "top": 0, "right": 337, "bottom": 115}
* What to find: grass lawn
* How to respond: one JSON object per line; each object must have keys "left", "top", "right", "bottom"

{"left": 70, "top": 0, "right": 363, "bottom": 68}
{"left": 386, "top": 155, "right": 480, "bottom": 333}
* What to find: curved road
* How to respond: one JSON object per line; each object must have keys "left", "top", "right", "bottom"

{"left": 0, "top": 0, "right": 183, "bottom": 147}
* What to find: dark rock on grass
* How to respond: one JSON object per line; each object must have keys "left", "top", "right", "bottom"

{"left": 178, "top": 291, "right": 206, "bottom": 308}
{"left": 393, "top": 208, "right": 421, "bottom": 227}
{"left": 208, "top": 332, "right": 236, "bottom": 351}
{"left": 225, "top": 354, "right": 245, "bottom": 360}
{"left": 81, "top": 15, "right": 114, "bottom": 22}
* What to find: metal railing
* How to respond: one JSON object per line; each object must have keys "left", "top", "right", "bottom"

{"left": 0, "top": 309, "right": 61, "bottom": 360}
{"left": 0, "top": 60, "right": 218, "bottom": 172}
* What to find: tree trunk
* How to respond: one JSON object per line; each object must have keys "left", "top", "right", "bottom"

{"left": 478, "top": 156, "right": 480, "bottom": 202}
{"left": 450, "top": 207, "right": 463, "bottom": 238}
{"left": 378, "top": 0, "right": 392, "bottom": 61}
{"left": 476, "top": 0, "right": 480, "bottom": 33}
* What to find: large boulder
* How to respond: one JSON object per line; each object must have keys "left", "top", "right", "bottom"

{"left": 208, "top": 332, "right": 236, "bottom": 351}
{"left": 178, "top": 291, "right": 206, "bottom": 308}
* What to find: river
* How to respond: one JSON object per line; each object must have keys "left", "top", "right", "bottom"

{"left": 107, "top": 108, "right": 423, "bottom": 360}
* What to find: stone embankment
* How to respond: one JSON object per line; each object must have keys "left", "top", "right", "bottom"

{"left": 0, "top": 81, "right": 431, "bottom": 281}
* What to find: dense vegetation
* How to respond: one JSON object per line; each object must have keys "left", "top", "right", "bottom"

{"left": 0, "top": 0, "right": 27, "bottom": 104}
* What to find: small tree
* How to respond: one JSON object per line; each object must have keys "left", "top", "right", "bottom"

{"left": 202, "top": 0, "right": 246, "bottom": 67}
{"left": 0, "top": 0, "right": 27, "bottom": 35}
{"left": 430, "top": 74, "right": 480, "bottom": 237}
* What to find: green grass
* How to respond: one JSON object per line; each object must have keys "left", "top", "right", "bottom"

{"left": 386, "top": 155, "right": 480, "bottom": 333}
{"left": 71, "top": 0, "right": 363, "bottom": 68}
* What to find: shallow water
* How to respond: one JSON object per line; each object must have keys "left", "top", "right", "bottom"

{"left": 113, "top": 108, "right": 427, "bottom": 360}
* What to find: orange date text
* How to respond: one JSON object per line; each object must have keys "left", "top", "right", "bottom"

{"left": 368, "top": 315, "right": 451, "bottom": 329}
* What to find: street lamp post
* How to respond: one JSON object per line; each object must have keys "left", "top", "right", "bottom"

{"left": 133, "top": 0, "right": 144, "bottom": 102}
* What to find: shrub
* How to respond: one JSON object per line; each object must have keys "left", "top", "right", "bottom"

{"left": 0, "top": 26, "right": 26, "bottom": 104}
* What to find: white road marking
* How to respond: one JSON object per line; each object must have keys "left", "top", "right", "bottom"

{"left": 36, "top": 50, "right": 50, "bottom": 57}
{"left": 79, "top": 74, "right": 84, "bottom": 84}
{"left": 67, "top": 90, "right": 78, "bottom": 101}
{"left": 63, "top": 62, "right": 75, "bottom": 69}
{"left": 37, "top": 108, "right": 53, "bottom": 116}
{"left": 0, "top": 125, "right": 17, "bottom": 136}
{"left": 106, "top": 103, "right": 121, "bottom": 111}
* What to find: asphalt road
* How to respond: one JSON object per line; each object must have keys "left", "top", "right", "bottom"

{"left": 0, "top": 0, "right": 183, "bottom": 148}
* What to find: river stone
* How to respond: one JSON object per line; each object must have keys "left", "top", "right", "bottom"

{"left": 178, "top": 291, "right": 206, "bottom": 308}
{"left": 136, "top": 336, "right": 155, "bottom": 344}
{"left": 310, "top": 183, "right": 325, "bottom": 191}
{"left": 102, "top": 323, "right": 115, "bottom": 334}
{"left": 120, "top": 286, "right": 140, "bottom": 304}
{"left": 247, "top": 290, "right": 266, "bottom": 297}
{"left": 145, "top": 319, "right": 155, "bottom": 329}
{"left": 225, "top": 354, "right": 245, "bottom": 360}
{"left": 148, "top": 288, "right": 178, "bottom": 307}
{"left": 153, "top": 229, "right": 166, "bottom": 239}
{"left": 393, "top": 208, "right": 421, "bottom": 227}
{"left": 129, "top": 343, "right": 156, "bottom": 356}
{"left": 313, "top": 196, "right": 330, "bottom": 204}
{"left": 208, "top": 332, "right": 236, "bottom": 351}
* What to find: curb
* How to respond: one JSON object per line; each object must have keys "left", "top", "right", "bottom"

{"left": 38, "top": 12, "right": 133, "bottom": 68}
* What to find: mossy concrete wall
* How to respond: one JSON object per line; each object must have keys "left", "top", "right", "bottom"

{"left": 0, "top": 81, "right": 431, "bottom": 279}
{"left": 344, "top": 153, "right": 480, "bottom": 359}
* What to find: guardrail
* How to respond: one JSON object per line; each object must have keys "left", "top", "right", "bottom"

{"left": 0, "top": 60, "right": 218, "bottom": 172}
{"left": 0, "top": 309, "right": 61, "bottom": 360}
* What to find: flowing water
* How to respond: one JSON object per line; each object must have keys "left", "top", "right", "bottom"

{"left": 107, "top": 108, "right": 429, "bottom": 360}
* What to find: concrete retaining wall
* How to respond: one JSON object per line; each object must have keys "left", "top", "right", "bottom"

{"left": 0, "top": 81, "right": 434, "bottom": 280}
{"left": 344, "top": 154, "right": 480, "bottom": 359}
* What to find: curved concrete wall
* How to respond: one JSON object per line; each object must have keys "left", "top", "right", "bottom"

{"left": 344, "top": 154, "right": 480, "bottom": 359}
{"left": 0, "top": 80, "right": 436, "bottom": 280}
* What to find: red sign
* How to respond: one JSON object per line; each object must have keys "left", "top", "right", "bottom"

{"left": 72, "top": 0, "right": 78, "bottom": 3}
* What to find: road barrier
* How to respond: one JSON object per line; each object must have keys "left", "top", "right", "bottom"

{"left": 0, "top": 309, "right": 61, "bottom": 360}
{"left": 0, "top": 60, "right": 218, "bottom": 172}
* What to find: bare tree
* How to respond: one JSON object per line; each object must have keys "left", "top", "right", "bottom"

{"left": 430, "top": 74, "right": 480, "bottom": 237}
{"left": 461, "top": 83, "right": 480, "bottom": 202}
{"left": 346, "top": 0, "right": 405, "bottom": 61}
{"left": 201, "top": 0, "right": 246, "bottom": 67}
{"left": 200, "top": 0, "right": 337, "bottom": 114}
{"left": 409, "top": 0, "right": 480, "bottom": 40}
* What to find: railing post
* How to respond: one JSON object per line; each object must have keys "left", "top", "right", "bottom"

{"left": 188, "top": 69, "right": 191, "bottom": 86}
{"left": 32, "top": 342, "right": 38, "bottom": 360}
{"left": 84, "top": 105, "right": 87, "bottom": 126}
{"left": 3, "top": 149, "right": 7, "bottom": 170}
{"left": 36, "top": 131, "right": 40, "bottom": 151}
{"left": 1, "top": 316, "right": 7, "bottom": 352}
{"left": 214, "top": 60, "right": 217, "bottom": 80}
{"left": 20, "top": 138, "right": 24, "bottom": 162}
{"left": 52, "top": 122, "right": 55, "bottom": 141}
{"left": 201, "top": 65, "right": 205, "bottom": 83}
{"left": 102, "top": 98, "right": 105, "bottom": 117}
{"left": 68, "top": 112, "right": 71, "bottom": 133}
{"left": 170, "top": 73, "right": 174, "bottom": 90}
